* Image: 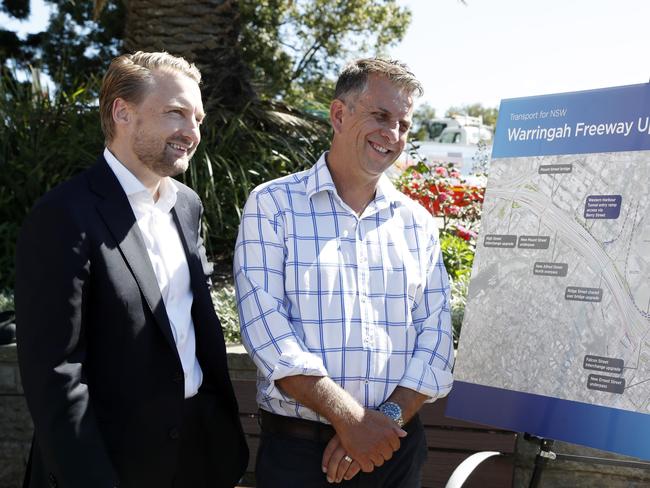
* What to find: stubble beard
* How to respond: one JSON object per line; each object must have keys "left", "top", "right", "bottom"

{"left": 132, "top": 128, "right": 195, "bottom": 178}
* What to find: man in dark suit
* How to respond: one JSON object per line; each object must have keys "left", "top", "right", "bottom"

{"left": 15, "top": 51, "right": 248, "bottom": 488}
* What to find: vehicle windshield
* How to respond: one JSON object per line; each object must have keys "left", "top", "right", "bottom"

{"left": 428, "top": 122, "right": 447, "bottom": 140}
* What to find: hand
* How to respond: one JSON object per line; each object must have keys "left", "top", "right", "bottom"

{"left": 322, "top": 434, "right": 362, "bottom": 483}
{"left": 333, "top": 408, "right": 407, "bottom": 473}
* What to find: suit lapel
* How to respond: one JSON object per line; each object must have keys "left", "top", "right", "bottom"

{"left": 171, "top": 191, "right": 205, "bottom": 295}
{"left": 88, "top": 157, "right": 177, "bottom": 351}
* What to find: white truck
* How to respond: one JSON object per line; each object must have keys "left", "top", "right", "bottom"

{"left": 408, "top": 114, "right": 493, "bottom": 175}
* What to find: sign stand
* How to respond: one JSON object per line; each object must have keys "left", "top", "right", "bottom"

{"left": 525, "top": 434, "right": 650, "bottom": 488}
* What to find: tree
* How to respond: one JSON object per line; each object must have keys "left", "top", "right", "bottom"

{"left": 1, "top": 0, "right": 411, "bottom": 107}
{"left": 120, "top": 0, "right": 254, "bottom": 111}
{"left": 446, "top": 103, "right": 498, "bottom": 128}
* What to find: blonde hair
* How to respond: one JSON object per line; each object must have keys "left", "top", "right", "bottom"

{"left": 334, "top": 58, "right": 423, "bottom": 103}
{"left": 99, "top": 51, "right": 201, "bottom": 142}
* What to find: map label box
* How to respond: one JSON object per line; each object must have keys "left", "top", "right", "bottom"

{"left": 539, "top": 163, "right": 573, "bottom": 174}
{"left": 518, "top": 235, "right": 551, "bottom": 249}
{"left": 533, "top": 262, "right": 568, "bottom": 277}
{"left": 483, "top": 235, "right": 517, "bottom": 248}
{"left": 587, "top": 374, "right": 625, "bottom": 394}
{"left": 584, "top": 195, "right": 622, "bottom": 219}
{"left": 583, "top": 355, "right": 624, "bottom": 374}
{"left": 565, "top": 286, "right": 603, "bottom": 302}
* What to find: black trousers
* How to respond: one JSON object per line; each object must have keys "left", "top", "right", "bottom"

{"left": 173, "top": 389, "right": 241, "bottom": 488}
{"left": 255, "top": 416, "right": 427, "bottom": 488}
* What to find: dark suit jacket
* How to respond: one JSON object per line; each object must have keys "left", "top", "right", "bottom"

{"left": 15, "top": 156, "right": 248, "bottom": 488}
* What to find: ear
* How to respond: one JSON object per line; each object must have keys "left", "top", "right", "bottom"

{"left": 112, "top": 98, "right": 133, "bottom": 128}
{"left": 330, "top": 99, "right": 346, "bottom": 135}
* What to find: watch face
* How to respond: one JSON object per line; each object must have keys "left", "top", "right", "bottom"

{"left": 380, "top": 402, "right": 403, "bottom": 424}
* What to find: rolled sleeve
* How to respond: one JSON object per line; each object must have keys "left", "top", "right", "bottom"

{"left": 400, "top": 234, "right": 455, "bottom": 401}
{"left": 234, "top": 188, "right": 328, "bottom": 401}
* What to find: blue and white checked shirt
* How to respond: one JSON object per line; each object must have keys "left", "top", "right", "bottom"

{"left": 234, "top": 153, "right": 454, "bottom": 422}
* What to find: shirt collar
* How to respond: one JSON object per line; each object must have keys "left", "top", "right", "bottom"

{"left": 305, "top": 152, "right": 403, "bottom": 211}
{"left": 305, "top": 152, "right": 337, "bottom": 199}
{"left": 104, "top": 147, "right": 178, "bottom": 213}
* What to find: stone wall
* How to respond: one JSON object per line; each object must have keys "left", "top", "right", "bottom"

{"left": 3, "top": 343, "right": 650, "bottom": 487}
{"left": 0, "top": 345, "right": 31, "bottom": 488}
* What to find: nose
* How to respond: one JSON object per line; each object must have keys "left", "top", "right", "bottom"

{"left": 182, "top": 116, "right": 201, "bottom": 146}
{"left": 381, "top": 122, "right": 400, "bottom": 144}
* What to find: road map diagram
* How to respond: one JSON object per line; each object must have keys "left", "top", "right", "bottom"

{"left": 455, "top": 150, "right": 650, "bottom": 414}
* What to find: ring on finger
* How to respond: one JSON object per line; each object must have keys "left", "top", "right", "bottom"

{"left": 343, "top": 455, "right": 353, "bottom": 463}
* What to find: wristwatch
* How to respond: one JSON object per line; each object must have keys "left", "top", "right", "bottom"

{"left": 378, "top": 401, "right": 404, "bottom": 427}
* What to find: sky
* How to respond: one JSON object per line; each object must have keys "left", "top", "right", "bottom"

{"left": 389, "top": 0, "right": 650, "bottom": 115}
{"left": 3, "top": 0, "right": 649, "bottom": 116}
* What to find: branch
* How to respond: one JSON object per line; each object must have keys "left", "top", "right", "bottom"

{"left": 290, "top": 38, "right": 324, "bottom": 82}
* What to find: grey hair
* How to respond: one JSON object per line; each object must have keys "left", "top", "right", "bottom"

{"left": 334, "top": 58, "right": 423, "bottom": 103}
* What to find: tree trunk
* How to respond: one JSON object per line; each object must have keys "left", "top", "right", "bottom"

{"left": 122, "top": 0, "right": 255, "bottom": 110}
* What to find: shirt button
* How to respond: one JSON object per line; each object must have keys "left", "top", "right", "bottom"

{"left": 169, "top": 427, "right": 180, "bottom": 440}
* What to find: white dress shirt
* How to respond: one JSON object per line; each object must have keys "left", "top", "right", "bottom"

{"left": 234, "top": 153, "right": 454, "bottom": 422}
{"left": 104, "top": 148, "right": 202, "bottom": 398}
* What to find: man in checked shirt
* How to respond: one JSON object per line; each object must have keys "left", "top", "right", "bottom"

{"left": 234, "top": 58, "right": 454, "bottom": 487}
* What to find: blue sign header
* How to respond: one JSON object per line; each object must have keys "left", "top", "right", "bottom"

{"left": 493, "top": 83, "right": 650, "bottom": 158}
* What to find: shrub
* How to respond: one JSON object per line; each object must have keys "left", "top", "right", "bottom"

{"left": 0, "top": 69, "right": 105, "bottom": 289}
{"left": 180, "top": 103, "right": 329, "bottom": 260}
{"left": 0, "top": 290, "right": 13, "bottom": 313}
{"left": 210, "top": 284, "right": 241, "bottom": 344}
{"left": 450, "top": 273, "right": 470, "bottom": 345}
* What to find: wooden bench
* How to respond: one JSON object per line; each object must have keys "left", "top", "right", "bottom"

{"left": 232, "top": 378, "right": 516, "bottom": 487}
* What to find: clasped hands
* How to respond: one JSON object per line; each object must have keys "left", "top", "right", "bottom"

{"left": 322, "top": 408, "right": 406, "bottom": 484}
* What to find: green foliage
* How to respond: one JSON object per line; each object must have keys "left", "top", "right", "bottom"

{"left": 0, "top": 290, "right": 14, "bottom": 312}
{"left": 0, "top": 68, "right": 104, "bottom": 289}
{"left": 450, "top": 273, "right": 469, "bottom": 345}
{"left": 238, "top": 0, "right": 412, "bottom": 102}
{"left": 180, "top": 102, "right": 329, "bottom": 260}
{"left": 211, "top": 284, "right": 241, "bottom": 344}
{"left": 3, "top": 1, "right": 410, "bottom": 105}
{"left": 2, "top": 0, "right": 123, "bottom": 94}
{"left": 440, "top": 233, "right": 474, "bottom": 281}
{"left": 446, "top": 103, "right": 499, "bottom": 128}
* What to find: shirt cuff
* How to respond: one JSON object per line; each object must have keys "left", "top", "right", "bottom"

{"left": 262, "top": 350, "right": 329, "bottom": 402}
{"left": 398, "top": 356, "right": 454, "bottom": 402}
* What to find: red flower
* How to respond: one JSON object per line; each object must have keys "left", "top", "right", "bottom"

{"left": 455, "top": 224, "right": 476, "bottom": 241}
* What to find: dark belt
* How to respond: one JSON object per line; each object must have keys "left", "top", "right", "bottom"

{"left": 260, "top": 409, "right": 336, "bottom": 443}
{"left": 259, "top": 409, "right": 419, "bottom": 444}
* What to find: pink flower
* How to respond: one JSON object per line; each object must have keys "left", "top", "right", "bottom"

{"left": 434, "top": 166, "right": 448, "bottom": 177}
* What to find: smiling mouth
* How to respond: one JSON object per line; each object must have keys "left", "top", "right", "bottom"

{"left": 369, "top": 141, "right": 391, "bottom": 155}
{"left": 167, "top": 142, "right": 192, "bottom": 155}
